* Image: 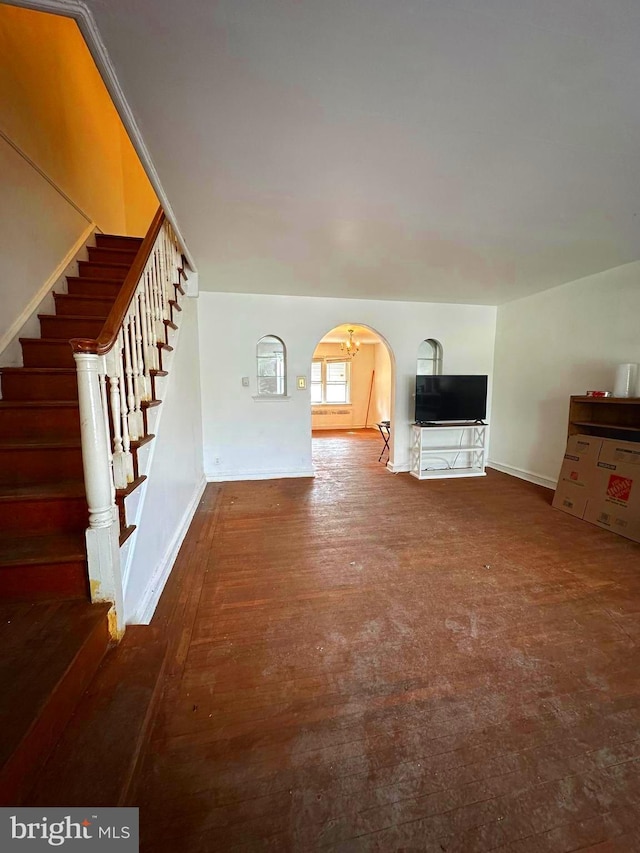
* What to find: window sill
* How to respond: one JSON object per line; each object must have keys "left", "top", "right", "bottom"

{"left": 311, "top": 403, "right": 352, "bottom": 408}
{"left": 252, "top": 395, "right": 291, "bottom": 402}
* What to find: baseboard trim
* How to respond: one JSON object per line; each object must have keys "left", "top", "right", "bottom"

{"left": 7, "top": 0, "right": 196, "bottom": 276}
{"left": 130, "top": 475, "right": 207, "bottom": 625}
{"left": 0, "top": 221, "right": 95, "bottom": 360}
{"left": 206, "top": 468, "right": 315, "bottom": 482}
{"left": 386, "top": 461, "right": 410, "bottom": 473}
{"left": 487, "top": 460, "right": 556, "bottom": 490}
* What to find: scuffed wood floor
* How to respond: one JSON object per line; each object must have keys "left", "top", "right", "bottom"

{"left": 129, "top": 430, "right": 640, "bottom": 851}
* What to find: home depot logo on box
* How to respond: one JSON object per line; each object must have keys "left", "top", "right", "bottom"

{"left": 607, "top": 474, "right": 633, "bottom": 504}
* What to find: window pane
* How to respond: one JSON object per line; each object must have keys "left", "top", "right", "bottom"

{"left": 311, "top": 362, "right": 322, "bottom": 382}
{"left": 326, "top": 384, "right": 347, "bottom": 403}
{"left": 326, "top": 362, "right": 347, "bottom": 382}
{"left": 257, "top": 356, "right": 278, "bottom": 377}
{"left": 258, "top": 376, "right": 279, "bottom": 395}
{"left": 310, "top": 383, "right": 322, "bottom": 403}
{"left": 257, "top": 335, "right": 286, "bottom": 395}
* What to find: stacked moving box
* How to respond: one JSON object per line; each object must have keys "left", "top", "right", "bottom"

{"left": 553, "top": 435, "right": 640, "bottom": 543}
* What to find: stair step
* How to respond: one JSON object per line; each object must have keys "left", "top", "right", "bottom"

{"left": 39, "top": 314, "right": 106, "bottom": 340}
{"left": 66, "top": 277, "right": 123, "bottom": 298}
{"left": 157, "top": 343, "right": 173, "bottom": 371}
{"left": 0, "top": 401, "right": 80, "bottom": 440}
{"left": 120, "top": 525, "right": 136, "bottom": 547}
{"left": 0, "top": 439, "right": 84, "bottom": 487}
{"left": 77, "top": 261, "right": 130, "bottom": 281}
{"left": 87, "top": 246, "right": 139, "bottom": 265}
{"left": 1, "top": 368, "right": 78, "bottom": 402}
{"left": 116, "top": 475, "right": 147, "bottom": 530}
{"left": 174, "top": 282, "right": 185, "bottom": 297}
{"left": 20, "top": 338, "right": 76, "bottom": 368}
{"left": 27, "top": 625, "right": 167, "bottom": 808}
{"left": 53, "top": 292, "right": 116, "bottom": 317}
{"left": 0, "top": 482, "right": 86, "bottom": 535}
{"left": 0, "top": 599, "right": 110, "bottom": 805}
{"left": 169, "top": 299, "right": 182, "bottom": 313}
{"left": 0, "top": 532, "right": 89, "bottom": 600}
{"left": 95, "top": 234, "right": 143, "bottom": 251}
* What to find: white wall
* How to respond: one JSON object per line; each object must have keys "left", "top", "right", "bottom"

{"left": 489, "top": 261, "right": 640, "bottom": 488}
{"left": 0, "top": 137, "right": 91, "bottom": 362}
{"left": 199, "top": 292, "right": 496, "bottom": 480}
{"left": 123, "top": 297, "right": 205, "bottom": 623}
{"left": 372, "top": 342, "right": 392, "bottom": 425}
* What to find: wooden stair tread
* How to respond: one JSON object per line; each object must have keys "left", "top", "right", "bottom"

{"left": 0, "top": 400, "right": 79, "bottom": 409}
{"left": 66, "top": 276, "right": 126, "bottom": 285}
{"left": 0, "top": 599, "right": 110, "bottom": 802}
{"left": 97, "top": 234, "right": 143, "bottom": 242}
{"left": 28, "top": 625, "right": 167, "bottom": 807}
{"left": 1, "top": 367, "right": 76, "bottom": 375}
{"left": 37, "top": 313, "right": 108, "bottom": 321}
{"left": 119, "top": 525, "right": 136, "bottom": 546}
{"left": 79, "top": 262, "right": 131, "bottom": 270}
{"left": 0, "top": 437, "right": 82, "bottom": 449}
{"left": 116, "top": 475, "right": 147, "bottom": 498}
{"left": 0, "top": 533, "right": 86, "bottom": 566}
{"left": 0, "top": 481, "right": 85, "bottom": 501}
{"left": 133, "top": 434, "right": 155, "bottom": 449}
{"left": 53, "top": 292, "right": 116, "bottom": 302}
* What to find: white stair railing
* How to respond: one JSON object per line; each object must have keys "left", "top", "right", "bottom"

{"left": 71, "top": 209, "right": 183, "bottom": 636}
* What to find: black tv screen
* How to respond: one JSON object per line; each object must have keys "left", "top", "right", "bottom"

{"left": 415, "top": 375, "right": 488, "bottom": 423}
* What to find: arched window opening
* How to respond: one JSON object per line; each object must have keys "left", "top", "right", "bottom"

{"left": 417, "top": 338, "right": 443, "bottom": 375}
{"left": 256, "top": 335, "right": 287, "bottom": 396}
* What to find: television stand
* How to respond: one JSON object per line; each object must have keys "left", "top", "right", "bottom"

{"left": 410, "top": 423, "right": 487, "bottom": 480}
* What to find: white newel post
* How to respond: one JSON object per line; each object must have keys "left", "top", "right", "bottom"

{"left": 74, "top": 351, "right": 125, "bottom": 638}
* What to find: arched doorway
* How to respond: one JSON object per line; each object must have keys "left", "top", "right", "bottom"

{"left": 309, "top": 323, "right": 395, "bottom": 467}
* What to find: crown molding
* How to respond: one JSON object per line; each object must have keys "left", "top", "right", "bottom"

{"left": 4, "top": 0, "right": 198, "bottom": 275}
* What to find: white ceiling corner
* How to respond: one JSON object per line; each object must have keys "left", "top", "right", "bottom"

{"left": 81, "top": 0, "right": 640, "bottom": 305}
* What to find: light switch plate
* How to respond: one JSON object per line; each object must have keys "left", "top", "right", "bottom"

{"left": 297, "top": 376, "right": 307, "bottom": 390}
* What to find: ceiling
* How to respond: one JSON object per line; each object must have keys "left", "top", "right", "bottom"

{"left": 85, "top": 0, "right": 640, "bottom": 305}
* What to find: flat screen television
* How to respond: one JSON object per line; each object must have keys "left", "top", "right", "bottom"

{"left": 415, "top": 375, "right": 488, "bottom": 424}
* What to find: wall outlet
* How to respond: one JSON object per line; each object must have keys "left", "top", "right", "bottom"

{"left": 241, "top": 376, "right": 250, "bottom": 387}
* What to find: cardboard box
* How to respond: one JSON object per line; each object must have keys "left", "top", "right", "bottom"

{"left": 552, "top": 434, "right": 603, "bottom": 519}
{"left": 584, "top": 438, "right": 640, "bottom": 543}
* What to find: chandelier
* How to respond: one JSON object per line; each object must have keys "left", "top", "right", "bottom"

{"left": 341, "top": 328, "right": 360, "bottom": 358}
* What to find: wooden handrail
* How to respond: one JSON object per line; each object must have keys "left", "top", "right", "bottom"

{"left": 71, "top": 206, "right": 166, "bottom": 355}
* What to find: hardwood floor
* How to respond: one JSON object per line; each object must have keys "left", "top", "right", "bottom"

{"left": 34, "top": 430, "right": 640, "bottom": 850}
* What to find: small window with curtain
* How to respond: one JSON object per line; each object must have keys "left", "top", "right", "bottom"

{"left": 417, "top": 338, "right": 443, "bottom": 375}
{"left": 256, "top": 335, "right": 287, "bottom": 396}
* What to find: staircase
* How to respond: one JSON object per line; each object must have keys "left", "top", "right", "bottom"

{"left": 0, "top": 227, "right": 184, "bottom": 804}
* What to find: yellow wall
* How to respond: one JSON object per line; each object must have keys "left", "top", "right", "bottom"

{"left": 311, "top": 343, "right": 376, "bottom": 430}
{"left": 0, "top": 3, "right": 157, "bottom": 236}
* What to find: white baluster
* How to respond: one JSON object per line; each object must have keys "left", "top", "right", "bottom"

{"left": 134, "top": 292, "right": 149, "bottom": 402}
{"left": 152, "top": 252, "right": 163, "bottom": 342}
{"left": 116, "top": 330, "right": 134, "bottom": 484}
{"left": 74, "top": 350, "right": 124, "bottom": 636}
{"left": 105, "top": 344, "right": 127, "bottom": 491}
{"left": 128, "top": 310, "right": 144, "bottom": 439}
{"left": 143, "top": 269, "right": 158, "bottom": 371}
{"left": 123, "top": 314, "right": 139, "bottom": 440}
